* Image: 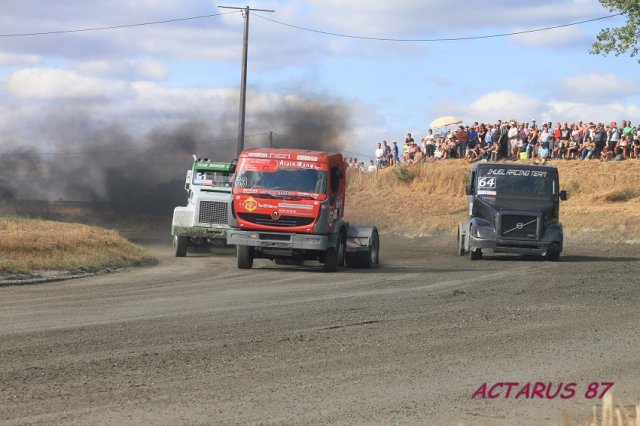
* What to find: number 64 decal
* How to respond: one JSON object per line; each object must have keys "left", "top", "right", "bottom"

{"left": 478, "top": 177, "right": 496, "bottom": 188}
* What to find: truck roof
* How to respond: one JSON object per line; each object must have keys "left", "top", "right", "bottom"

{"left": 239, "top": 148, "right": 341, "bottom": 162}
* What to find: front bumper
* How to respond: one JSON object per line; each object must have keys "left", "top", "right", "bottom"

{"left": 227, "top": 230, "right": 329, "bottom": 251}
{"left": 470, "top": 235, "right": 561, "bottom": 255}
{"left": 171, "top": 225, "right": 228, "bottom": 239}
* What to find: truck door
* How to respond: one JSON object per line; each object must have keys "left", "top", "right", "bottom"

{"left": 329, "top": 162, "right": 345, "bottom": 225}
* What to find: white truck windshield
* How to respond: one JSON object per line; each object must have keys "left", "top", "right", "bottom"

{"left": 192, "top": 171, "right": 232, "bottom": 187}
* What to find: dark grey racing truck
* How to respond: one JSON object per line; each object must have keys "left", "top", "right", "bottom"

{"left": 457, "top": 163, "right": 567, "bottom": 261}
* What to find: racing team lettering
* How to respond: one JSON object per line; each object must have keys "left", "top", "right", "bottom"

{"left": 278, "top": 160, "right": 323, "bottom": 170}
{"left": 486, "top": 168, "right": 547, "bottom": 177}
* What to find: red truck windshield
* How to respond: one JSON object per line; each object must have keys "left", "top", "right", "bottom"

{"left": 234, "top": 168, "right": 327, "bottom": 195}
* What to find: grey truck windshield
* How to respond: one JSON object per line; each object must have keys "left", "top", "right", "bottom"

{"left": 476, "top": 167, "right": 557, "bottom": 198}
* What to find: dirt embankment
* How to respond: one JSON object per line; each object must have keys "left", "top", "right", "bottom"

{"left": 345, "top": 160, "right": 640, "bottom": 241}
{"left": 0, "top": 216, "right": 153, "bottom": 281}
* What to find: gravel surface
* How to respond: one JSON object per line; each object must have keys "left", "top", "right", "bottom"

{"left": 0, "top": 235, "right": 638, "bottom": 425}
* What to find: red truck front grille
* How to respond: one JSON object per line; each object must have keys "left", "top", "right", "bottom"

{"left": 238, "top": 213, "right": 314, "bottom": 227}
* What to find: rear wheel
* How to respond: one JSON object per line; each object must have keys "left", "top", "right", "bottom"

{"left": 357, "top": 229, "right": 380, "bottom": 268}
{"left": 237, "top": 245, "right": 254, "bottom": 269}
{"left": 174, "top": 236, "right": 188, "bottom": 257}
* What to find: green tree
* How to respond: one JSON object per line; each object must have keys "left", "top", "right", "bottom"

{"left": 591, "top": 1, "right": 640, "bottom": 62}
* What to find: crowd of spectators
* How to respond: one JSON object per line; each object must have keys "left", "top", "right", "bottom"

{"left": 346, "top": 119, "right": 640, "bottom": 171}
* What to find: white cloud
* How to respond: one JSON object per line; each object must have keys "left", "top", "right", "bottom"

{"left": 511, "top": 26, "right": 591, "bottom": 50}
{"left": 75, "top": 59, "right": 170, "bottom": 80}
{"left": 0, "top": 52, "right": 40, "bottom": 66}
{"left": 7, "top": 68, "right": 131, "bottom": 100}
{"left": 460, "top": 90, "right": 544, "bottom": 124}
{"left": 558, "top": 73, "right": 639, "bottom": 101}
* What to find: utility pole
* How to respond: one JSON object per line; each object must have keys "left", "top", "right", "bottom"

{"left": 268, "top": 131, "right": 273, "bottom": 148}
{"left": 219, "top": 5, "right": 274, "bottom": 157}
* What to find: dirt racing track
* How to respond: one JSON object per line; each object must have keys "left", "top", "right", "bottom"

{"left": 1, "top": 235, "right": 639, "bottom": 425}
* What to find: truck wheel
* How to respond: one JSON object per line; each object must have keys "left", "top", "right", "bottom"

{"left": 469, "top": 248, "right": 482, "bottom": 260}
{"left": 357, "top": 229, "right": 379, "bottom": 268}
{"left": 323, "top": 231, "right": 345, "bottom": 273}
{"left": 174, "top": 236, "right": 188, "bottom": 257}
{"left": 457, "top": 228, "right": 465, "bottom": 256}
{"left": 237, "top": 245, "right": 254, "bottom": 269}
{"left": 545, "top": 248, "right": 561, "bottom": 261}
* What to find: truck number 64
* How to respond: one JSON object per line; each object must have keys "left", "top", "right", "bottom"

{"left": 478, "top": 177, "right": 496, "bottom": 189}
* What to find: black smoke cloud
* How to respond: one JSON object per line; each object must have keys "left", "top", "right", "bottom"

{"left": 0, "top": 94, "right": 351, "bottom": 215}
{"left": 258, "top": 96, "right": 351, "bottom": 153}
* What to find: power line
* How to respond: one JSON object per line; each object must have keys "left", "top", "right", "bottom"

{"left": 0, "top": 11, "right": 240, "bottom": 37}
{"left": 253, "top": 12, "right": 624, "bottom": 42}
{"left": 0, "top": 10, "right": 624, "bottom": 41}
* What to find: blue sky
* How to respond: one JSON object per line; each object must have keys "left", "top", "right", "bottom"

{"left": 1, "top": 0, "right": 638, "bottom": 159}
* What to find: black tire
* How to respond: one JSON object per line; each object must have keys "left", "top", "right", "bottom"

{"left": 469, "top": 248, "right": 482, "bottom": 260}
{"left": 457, "top": 228, "right": 465, "bottom": 256}
{"left": 357, "top": 229, "right": 380, "bottom": 268}
{"left": 468, "top": 226, "right": 482, "bottom": 260}
{"left": 174, "top": 236, "right": 188, "bottom": 257}
{"left": 545, "top": 248, "right": 561, "bottom": 261}
{"left": 237, "top": 245, "right": 254, "bottom": 269}
{"left": 323, "top": 230, "right": 345, "bottom": 273}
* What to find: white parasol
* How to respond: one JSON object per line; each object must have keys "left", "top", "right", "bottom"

{"left": 430, "top": 116, "right": 462, "bottom": 129}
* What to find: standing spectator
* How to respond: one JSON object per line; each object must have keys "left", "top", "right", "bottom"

{"left": 367, "top": 159, "right": 377, "bottom": 172}
{"left": 558, "top": 122, "right": 572, "bottom": 159}
{"left": 507, "top": 122, "right": 519, "bottom": 159}
{"left": 553, "top": 123, "right": 562, "bottom": 149}
{"left": 375, "top": 142, "right": 385, "bottom": 169}
{"left": 632, "top": 126, "right": 640, "bottom": 159}
{"left": 382, "top": 140, "right": 392, "bottom": 166}
{"left": 539, "top": 124, "right": 551, "bottom": 158}
{"left": 593, "top": 123, "right": 607, "bottom": 157}
{"left": 477, "top": 124, "right": 487, "bottom": 148}
{"left": 423, "top": 130, "right": 436, "bottom": 159}
{"left": 455, "top": 126, "right": 468, "bottom": 159}
{"left": 608, "top": 122, "right": 620, "bottom": 152}
{"left": 620, "top": 120, "right": 633, "bottom": 159}
{"left": 496, "top": 123, "right": 509, "bottom": 160}
{"left": 392, "top": 141, "right": 400, "bottom": 165}
{"left": 468, "top": 126, "right": 479, "bottom": 158}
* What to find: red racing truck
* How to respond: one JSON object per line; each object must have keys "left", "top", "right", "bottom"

{"left": 226, "top": 148, "right": 380, "bottom": 272}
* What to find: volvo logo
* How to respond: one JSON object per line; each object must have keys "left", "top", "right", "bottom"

{"left": 271, "top": 210, "right": 280, "bottom": 220}
{"left": 516, "top": 222, "right": 524, "bottom": 229}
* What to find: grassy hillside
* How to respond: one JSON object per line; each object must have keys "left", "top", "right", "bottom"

{"left": 0, "top": 216, "right": 152, "bottom": 274}
{"left": 345, "top": 159, "right": 640, "bottom": 239}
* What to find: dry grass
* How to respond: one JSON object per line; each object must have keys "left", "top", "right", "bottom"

{"left": 577, "top": 394, "right": 640, "bottom": 426}
{"left": 0, "top": 215, "right": 152, "bottom": 274}
{"left": 346, "top": 159, "right": 640, "bottom": 238}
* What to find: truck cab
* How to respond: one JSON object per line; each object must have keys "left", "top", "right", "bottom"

{"left": 458, "top": 163, "right": 567, "bottom": 261}
{"left": 227, "top": 148, "right": 379, "bottom": 271}
{"left": 171, "top": 159, "right": 235, "bottom": 256}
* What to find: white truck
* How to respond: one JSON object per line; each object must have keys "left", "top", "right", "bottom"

{"left": 171, "top": 157, "right": 235, "bottom": 256}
